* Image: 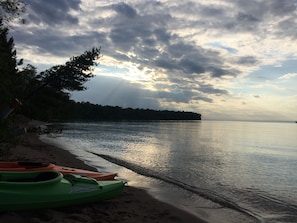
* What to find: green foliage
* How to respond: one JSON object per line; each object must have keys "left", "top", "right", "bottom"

{"left": 0, "top": 20, "right": 102, "bottom": 151}
{"left": 35, "top": 48, "right": 101, "bottom": 92}
{"left": 17, "top": 64, "right": 38, "bottom": 97}
{"left": 0, "top": 22, "right": 18, "bottom": 107}
{"left": 20, "top": 88, "right": 70, "bottom": 121}
{"left": 0, "top": 0, "right": 26, "bottom": 24}
{"left": 20, "top": 48, "right": 102, "bottom": 120}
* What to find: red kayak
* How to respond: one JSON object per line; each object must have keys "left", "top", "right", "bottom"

{"left": 0, "top": 161, "right": 117, "bottom": 180}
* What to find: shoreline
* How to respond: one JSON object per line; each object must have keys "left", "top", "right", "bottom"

{"left": 0, "top": 132, "right": 207, "bottom": 223}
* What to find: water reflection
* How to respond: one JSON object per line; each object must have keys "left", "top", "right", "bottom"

{"left": 41, "top": 121, "right": 297, "bottom": 223}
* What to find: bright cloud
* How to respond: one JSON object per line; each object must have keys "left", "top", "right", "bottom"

{"left": 278, "top": 73, "right": 297, "bottom": 80}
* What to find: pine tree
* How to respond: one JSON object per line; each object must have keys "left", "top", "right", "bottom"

{"left": 0, "top": 21, "right": 19, "bottom": 108}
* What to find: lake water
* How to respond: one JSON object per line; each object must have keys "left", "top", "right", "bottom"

{"left": 41, "top": 120, "right": 297, "bottom": 223}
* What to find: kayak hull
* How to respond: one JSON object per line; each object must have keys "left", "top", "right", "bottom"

{"left": 0, "top": 171, "right": 125, "bottom": 211}
{"left": 0, "top": 161, "right": 117, "bottom": 180}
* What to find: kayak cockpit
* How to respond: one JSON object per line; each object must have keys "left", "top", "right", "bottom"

{"left": 0, "top": 171, "right": 62, "bottom": 185}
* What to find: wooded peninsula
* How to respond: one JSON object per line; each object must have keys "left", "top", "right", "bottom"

{"left": 41, "top": 101, "right": 202, "bottom": 121}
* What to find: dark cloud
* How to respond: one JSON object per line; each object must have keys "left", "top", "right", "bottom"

{"left": 13, "top": 28, "right": 105, "bottom": 58}
{"left": 234, "top": 56, "right": 259, "bottom": 66}
{"left": 199, "top": 5, "right": 226, "bottom": 17}
{"left": 112, "top": 2, "right": 137, "bottom": 18}
{"left": 232, "top": 0, "right": 297, "bottom": 35}
{"left": 108, "top": 12, "right": 172, "bottom": 53}
{"left": 179, "top": 58, "right": 205, "bottom": 74}
{"left": 153, "top": 28, "right": 171, "bottom": 44}
{"left": 112, "top": 52, "right": 131, "bottom": 62}
{"left": 21, "top": 0, "right": 239, "bottom": 82}
{"left": 207, "top": 66, "right": 237, "bottom": 78}
{"left": 174, "top": 0, "right": 297, "bottom": 37}
{"left": 192, "top": 95, "right": 213, "bottom": 103}
{"left": 220, "top": 12, "right": 261, "bottom": 33}
{"left": 237, "top": 12, "right": 259, "bottom": 23}
{"left": 268, "top": 0, "right": 297, "bottom": 16}
{"left": 277, "top": 18, "right": 297, "bottom": 38}
{"left": 235, "top": 12, "right": 260, "bottom": 31}
{"left": 173, "top": 1, "right": 261, "bottom": 33}
{"left": 109, "top": 27, "right": 139, "bottom": 51}
{"left": 154, "top": 58, "right": 178, "bottom": 70}
{"left": 24, "top": 0, "right": 81, "bottom": 25}
{"left": 168, "top": 42, "right": 194, "bottom": 59}
{"left": 12, "top": 0, "right": 103, "bottom": 60}
{"left": 157, "top": 90, "right": 195, "bottom": 103}
{"left": 197, "top": 84, "right": 229, "bottom": 96}
{"left": 155, "top": 88, "right": 212, "bottom": 105}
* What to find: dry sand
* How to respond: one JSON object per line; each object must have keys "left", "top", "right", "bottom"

{"left": 0, "top": 132, "right": 208, "bottom": 223}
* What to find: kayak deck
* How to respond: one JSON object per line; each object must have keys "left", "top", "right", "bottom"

{"left": 0, "top": 171, "right": 125, "bottom": 211}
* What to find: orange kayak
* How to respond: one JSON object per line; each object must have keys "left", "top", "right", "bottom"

{"left": 0, "top": 161, "right": 117, "bottom": 180}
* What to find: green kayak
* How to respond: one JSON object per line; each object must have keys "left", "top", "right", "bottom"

{"left": 0, "top": 171, "right": 125, "bottom": 211}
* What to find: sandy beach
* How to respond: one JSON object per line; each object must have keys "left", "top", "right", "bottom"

{"left": 0, "top": 130, "right": 207, "bottom": 223}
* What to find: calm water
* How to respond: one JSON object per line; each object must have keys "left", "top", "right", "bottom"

{"left": 41, "top": 120, "right": 297, "bottom": 223}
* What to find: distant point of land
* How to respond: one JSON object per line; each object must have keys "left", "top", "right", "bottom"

{"left": 55, "top": 101, "right": 201, "bottom": 122}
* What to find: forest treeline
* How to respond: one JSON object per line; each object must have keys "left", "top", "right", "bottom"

{"left": 48, "top": 101, "right": 201, "bottom": 121}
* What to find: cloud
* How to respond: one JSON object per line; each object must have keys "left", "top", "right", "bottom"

{"left": 8, "top": 0, "right": 297, "bottom": 120}
{"left": 233, "top": 56, "right": 259, "bottom": 66}
{"left": 278, "top": 73, "right": 297, "bottom": 80}
{"left": 24, "top": 0, "right": 81, "bottom": 26}
{"left": 71, "top": 75, "right": 160, "bottom": 109}
{"left": 71, "top": 75, "right": 215, "bottom": 109}
{"left": 198, "top": 84, "right": 229, "bottom": 96}
{"left": 112, "top": 2, "right": 137, "bottom": 18}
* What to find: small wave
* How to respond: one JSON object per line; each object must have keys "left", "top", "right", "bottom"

{"left": 89, "top": 151, "right": 261, "bottom": 223}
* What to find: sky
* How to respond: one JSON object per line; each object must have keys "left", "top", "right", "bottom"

{"left": 9, "top": 0, "right": 297, "bottom": 121}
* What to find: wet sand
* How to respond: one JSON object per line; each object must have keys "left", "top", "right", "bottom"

{"left": 0, "top": 132, "right": 207, "bottom": 223}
